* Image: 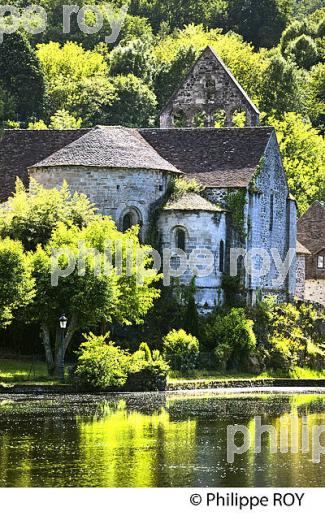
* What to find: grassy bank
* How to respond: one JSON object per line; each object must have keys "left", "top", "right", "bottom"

{"left": 1, "top": 359, "right": 324, "bottom": 386}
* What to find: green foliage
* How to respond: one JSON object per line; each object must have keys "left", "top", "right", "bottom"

{"left": 170, "top": 177, "right": 202, "bottom": 201}
{"left": 286, "top": 34, "right": 319, "bottom": 69}
{"left": 104, "top": 74, "right": 157, "bottom": 127}
{"left": 0, "top": 238, "right": 35, "bottom": 328}
{"left": 75, "top": 334, "right": 169, "bottom": 391}
{"left": 126, "top": 346, "right": 169, "bottom": 391}
{"left": 0, "top": 32, "right": 45, "bottom": 122}
{"left": 0, "top": 179, "right": 96, "bottom": 250}
{"left": 225, "top": 189, "right": 247, "bottom": 239}
{"left": 162, "top": 329, "right": 199, "bottom": 371}
{"left": 260, "top": 52, "right": 307, "bottom": 117}
{"left": 252, "top": 298, "right": 325, "bottom": 373}
{"left": 75, "top": 333, "right": 129, "bottom": 390}
{"left": 36, "top": 41, "right": 115, "bottom": 125}
{"left": 227, "top": 0, "right": 294, "bottom": 48}
{"left": 28, "top": 109, "right": 82, "bottom": 129}
{"left": 109, "top": 37, "right": 157, "bottom": 84}
{"left": 306, "top": 62, "right": 325, "bottom": 131}
{"left": 183, "top": 280, "right": 200, "bottom": 339}
{"left": 203, "top": 308, "right": 256, "bottom": 370}
{"left": 268, "top": 112, "right": 325, "bottom": 213}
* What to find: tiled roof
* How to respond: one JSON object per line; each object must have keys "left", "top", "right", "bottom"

{"left": 163, "top": 192, "right": 223, "bottom": 212}
{"left": 0, "top": 129, "right": 89, "bottom": 201}
{"left": 31, "top": 126, "right": 180, "bottom": 173}
{"left": 140, "top": 127, "right": 273, "bottom": 187}
{"left": 297, "top": 201, "right": 325, "bottom": 255}
{"left": 0, "top": 126, "right": 273, "bottom": 202}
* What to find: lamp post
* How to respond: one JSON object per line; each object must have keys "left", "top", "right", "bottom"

{"left": 58, "top": 314, "right": 68, "bottom": 382}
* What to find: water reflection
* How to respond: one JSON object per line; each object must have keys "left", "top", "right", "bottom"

{"left": 0, "top": 393, "right": 324, "bottom": 487}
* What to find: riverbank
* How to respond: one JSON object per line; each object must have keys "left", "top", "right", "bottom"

{"left": 1, "top": 377, "right": 325, "bottom": 394}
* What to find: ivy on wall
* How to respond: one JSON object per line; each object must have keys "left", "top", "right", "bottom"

{"left": 225, "top": 188, "right": 247, "bottom": 240}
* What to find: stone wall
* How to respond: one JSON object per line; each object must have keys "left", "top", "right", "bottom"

{"left": 30, "top": 165, "right": 172, "bottom": 239}
{"left": 157, "top": 209, "right": 227, "bottom": 309}
{"left": 160, "top": 47, "right": 259, "bottom": 129}
{"left": 247, "top": 133, "right": 296, "bottom": 299}
{"left": 296, "top": 254, "right": 306, "bottom": 300}
{"left": 304, "top": 280, "right": 325, "bottom": 307}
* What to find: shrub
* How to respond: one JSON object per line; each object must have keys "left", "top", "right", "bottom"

{"left": 162, "top": 329, "right": 199, "bottom": 371}
{"left": 75, "top": 333, "right": 129, "bottom": 390}
{"left": 126, "top": 348, "right": 169, "bottom": 391}
{"left": 255, "top": 301, "right": 325, "bottom": 373}
{"left": 205, "top": 308, "right": 256, "bottom": 370}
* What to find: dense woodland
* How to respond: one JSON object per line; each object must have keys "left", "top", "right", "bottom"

{"left": 0, "top": 0, "right": 324, "bottom": 212}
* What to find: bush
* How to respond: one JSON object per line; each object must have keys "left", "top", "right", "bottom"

{"left": 162, "top": 329, "right": 199, "bottom": 371}
{"left": 254, "top": 301, "right": 325, "bottom": 373}
{"left": 204, "top": 308, "right": 256, "bottom": 370}
{"left": 126, "top": 348, "right": 169, "bottom": 391}
{"left": 75, "top": 335, "right": 169, "bottom": 391}
{"left": 75, "top": 333, "right": 129, "bottom": 390}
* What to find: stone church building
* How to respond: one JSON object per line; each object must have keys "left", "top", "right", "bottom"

{"left": 0, "top": 46, "right": 298, "bottom": 309}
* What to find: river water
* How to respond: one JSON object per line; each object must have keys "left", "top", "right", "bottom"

{"left": 0, "top": 391, "right": 324, "bottom": 487}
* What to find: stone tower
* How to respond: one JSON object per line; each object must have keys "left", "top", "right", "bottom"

{"left": 160, "top": 46, "right": 260, "bottom": 128}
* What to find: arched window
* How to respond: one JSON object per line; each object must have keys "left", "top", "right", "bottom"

{"left": 123, "top": 212, "right": 133, "bottom": 232}
{"left": 219, "top": 240, "right": 225, "bottom": 272}
{"left": 175, "top": 228, "right": 186, "bottom": 251}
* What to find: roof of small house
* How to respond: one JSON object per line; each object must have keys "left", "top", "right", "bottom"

{"left": 296, "top": 241, "right": 311, "bottom": 255}
{"left": 140, "top": 127, "right": 273, "bottom": 187}
{"left": 297, "top": 201, "right": 325, "bottom": 255}
{"left": 163, "top": 192, "right": 223, "bottom": 212}
{"left": 31, "top": 126, "right": 180, "bottom": 173}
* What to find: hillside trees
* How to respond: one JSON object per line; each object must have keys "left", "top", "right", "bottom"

{"left": 0, "top": 32, "right": 45, "bottom": 122}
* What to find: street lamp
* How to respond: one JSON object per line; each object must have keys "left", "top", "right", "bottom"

{"left": 58, "top": 314, "right": 68, "bottom": 382}
{"left": 59, "top": 314, "right": 68, "bottom": 330}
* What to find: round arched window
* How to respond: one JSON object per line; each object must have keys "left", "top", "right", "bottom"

{"left": 175, "top": 228, "right": 186, "bottom": 251}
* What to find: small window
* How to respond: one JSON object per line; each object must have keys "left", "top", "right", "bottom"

{"left": 317, "top": 255, "right": 325, "bottom": 269}
{"left": 269, "top": 194, "right": 274, "bottom": 232}
{"left": 159, "top": 185, "right": 163, "bottom": 192}
{"left": 219, "top": 240, "right": 225, "bottom": 273}
{"left": 117, "top": 185, "right": 120, "bottom": 190}
{"left": 175, "top": 228, "right": 186, "bottom": 251}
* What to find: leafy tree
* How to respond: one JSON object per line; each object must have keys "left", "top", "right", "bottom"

{"left": 129, "top": 0, "right": 228, "bottom": 33}
{"left": 0, "top": 179, "right": 96, "bottom": 251}
{"left": 227, "top": 0, "right": 294, "bottom": 48}
{"left": 307, "top": 62, "right": 325, "bottom": 131}
{"left": 260, "top": 53, "right": 307, "bottom": 117}
{"left": 0, "top": 32, "right": 45, "bottom": 121}
{"left": 103, "top": 74, "right": 157, "bottom": 126}
{"left": 30, "top": 217, "right": 160, "bottom": 378}
{"left": 286, "top": 34, "right": 319, "bottom": 69}
{"left": 109, "top": 37, "right": 157, "bottom": 84}
{"left": 36, "top": 41, "right": 115, "bottom": 123}
{"left": 269, "top": 112, "right": 325, "bottom": 213}
{"left": 28, "top": 110, "right": 82, "bottom": 129}
{"left": 0, "top": 238, "right": 35, "bottom": 328}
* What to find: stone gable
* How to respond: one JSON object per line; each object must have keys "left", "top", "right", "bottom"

{"left": 160, "top": 46, "right": 260, "bottom": 128}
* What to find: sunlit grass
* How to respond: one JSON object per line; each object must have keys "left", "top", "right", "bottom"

{"left": 0, "top": 359, "right": 70, "bottom": 384}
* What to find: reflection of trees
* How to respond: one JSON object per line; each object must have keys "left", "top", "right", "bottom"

{"left": 77, "top": 406, "right": 197, "bottom": 487}
{"left": 0, "top": 394, "right": 325, "bottom": 487}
